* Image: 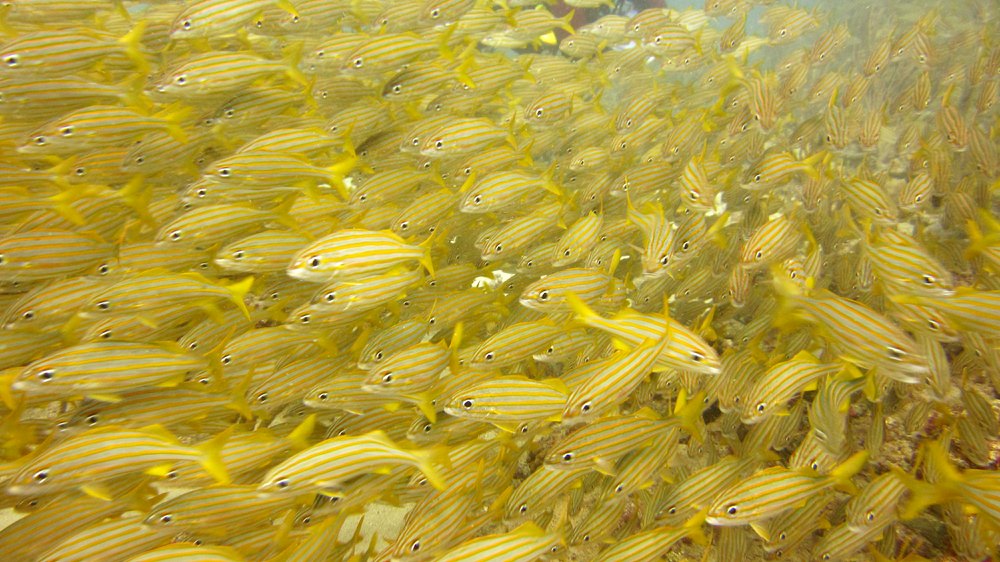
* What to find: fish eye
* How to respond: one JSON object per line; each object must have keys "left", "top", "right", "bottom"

{"left": 299, "top": 314, "right": 310, "bottom": 324}
{"left": 422, "top": 423, "right": 433, "bottom": 433}
{"left": 753, "top": 174, "right": 761, "bottom": 182}
{"left": 461, "top": 399, "right": 473, "bottom": 409}
{"left": 779, "top": 29, "right": 787, "bottom": 37}
{"left": 887, "top": 346, "right": 905, "bottom": 361}
{"left": 398, "top": 220, "right": 409, "bottom": 231}
{"left": 535, "top": 108, "right": 544, "bottom": 118}
{"left": 86, "top": 414, "right": 99, "bottom": 425}
{"left": 34, "top": 136, "right": 47, "bottom": 145}
{"left": 232, "top": 250, "right": 244, "bottom": 260}
{"left": 381, "top": 372, "right": 393, "bottom": 383}
{"left": 318, "top": 392, "right": 328, "bottom": 400}
{"left": 174, "top": 74, "right": 187, "bottom": 85}
{"left": 493, "top": 243, "right": 502, "bottom": 253}
{"left": 922, "top": 274, "right": 935, "bottom": 285}
{"left": 538, "top": 290, "right": 549, "bottom": 301}
{"left": 691, "top": 352, "right": 704, "bottom": 362}
{"left": 181, "top": 19, "right": 192, "bottom": 30}
{"left": 519, "top": 504, "right": 528, "bottom": 513}
{"left": 58, "top": 125, "right": 74, "bottom": 137}
{"left": 659, "top": 255, "right": 669, "bottom": 266}
{"left": 561, "top": 452, "right": 573, "bottom": 462}
{"left": 914, "top": 194, "right": 923, "bottom": 202}
{"left": 96, "top": 301, "right": 110, "bottom": 310}
{"left": 4, "top": 54, "right": 19, "bottom": 67}
{"left": 681, "top": 241, "right": 690, "bottom": 251}
{"left": 754, "top": 250, "right": 763, "bottom": 260}
{"left": 667, "top": 506, "right": 677, "bottom": 514}
{"left": 168, "top": 230, "right": 182, "bottom": 241}
{"left": 308, "top": 256, "right": 321, "bottom": 268}
{"left": 159, "top": 514, "right": 173, "bottom": 524}
{"left": 563, "top": 249, "right": 571, "bottom": 257}
{"left": 38, "top": 369, "right": 55, "bottom": 381}
{"left": 275, "top": 479, "right": 290, "bottom": 489}
{"left": 726, "top": 505, "right": 738, "bottom": 515}
{"left": 221, "top": 355, "right": 232, "bottom": 364}
{"left": 927, "top": 319, "right": 940, "bottom": 331}
{"left": 257, "top": 392, "right": 268, "bottom": 402}
{"left": 20, "top": 309, "right": 35, "bottom": 320}
{"left": 430, "top": 8, "right": 440, "bottom": 18}
{"left": 391, "top": 84, "right": 401, "bottom": 94}
{"left": 756, "top": 402, "right": 766, "bottom": 414}
{"left": 583, "top": 534, "right": 590, "bottom": 542}
{"left": 866, "top": 510, "right": 875, "bottom": 522}
{"left": 434, "top": 140, "right": 444, "bottom": 150}
{"left": 33, "top": 470, "right": 48, "bottom": 481}
{"left": 483, "top": 352, "right": 494, "bottom": 361}
{"left": 810, "top": 461, "right": 819, "bottom": 470}
{"left": 410, "top": 541, "right": 420, "bottom": 552}
{"left": 581, "top": 401, "right": 591, "bottom": 413}
{"left": 353, "top": 58, "right": 363, "bottom": 68}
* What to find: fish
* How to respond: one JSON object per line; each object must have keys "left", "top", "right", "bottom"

{"left": 565, "top": 293, "right": 722, "bottom": 375}
{"left": 444, "top": 376, "right": 568, "bottom": 429}
{"left": 432, "top": 521, "right": 563, "bottom": 562}
{"left": 706, "top": 451, "right": 868, "bottom": 528}
{"left": 258, "top": 430, "right": 448, "bottom": 494}
{"left": 561, "top": 333, "right": 671, "bottom": 423}
{"left": 772, "top": 270, "right": 929, "bottom": 380}
{"left": 740, "top": 352, "right": 841, "bottom": 425}
{"left": 5, "top": 425, "right": 230, "bottom": 496}
{"left": 13, "top": 342, "right": 206, "bottom": 401}
{"left": 0, "top": 230, "right": 112, "bottom": 282}
{"left": 287, "top": 229, "right": 434, "bottom": 282}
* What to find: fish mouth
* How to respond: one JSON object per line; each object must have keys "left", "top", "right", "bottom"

{"left": 704, "top": 515, "right": 741, "bottom": 526}
{"left": 286, "top": 268, "right": 329, "bottom": 282}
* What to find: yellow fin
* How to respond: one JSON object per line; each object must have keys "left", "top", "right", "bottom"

{"left": 81, "top": 483, "right": 113, "bottom": 501}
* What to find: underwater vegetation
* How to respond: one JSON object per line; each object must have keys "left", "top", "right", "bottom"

{"left": 0, "top": 0, "right": 998, "bottom": 560}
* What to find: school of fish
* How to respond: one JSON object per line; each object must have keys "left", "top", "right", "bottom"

{"left": 0, "top": 0, "right": 998, "bottom": 559}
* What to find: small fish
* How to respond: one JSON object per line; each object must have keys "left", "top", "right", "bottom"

{"left": 5, "top": 425, "right": 230, "bottom": 495}
{"left": 13, "top": 342, "right": 206, "bottom": 400}
{"left": 288, "top": 229, "right": 433, "bottom": 283}
{"left": 546, "top": 402, "right": 701, "bottom": 476}
{"left": 561, "top": 334, "right": 671, "bottom": 423}
{"left": 741, "top": 351, "right": 841, "bottom": 425}
{"left": 433, "top": 522, "right": 563, "bottom": 562}
{"left": 444, "top": 376, "right": 568, "bottom": 429}
{"left": 467, "top": 319, "right": 561, "bottom": 370}
{"left": 706, "top": 451, "right": 868, "bottom": 527}
{"left": 170, "top": 0, "right": 298, "bottom": 38}
{"left": 258, "top": 430, "right": 448, "bottom": 493}
{"left": 0, "top": 230, "right": 112, "bottom": 282}
{"left": 773, "top": 271, "right": 928, "bottom": 380}
{"left": 215, "top": 231, "right": 310, "bottom": 273}
{"left": 565, "top": 293, "right": 721, "bottom": 375}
